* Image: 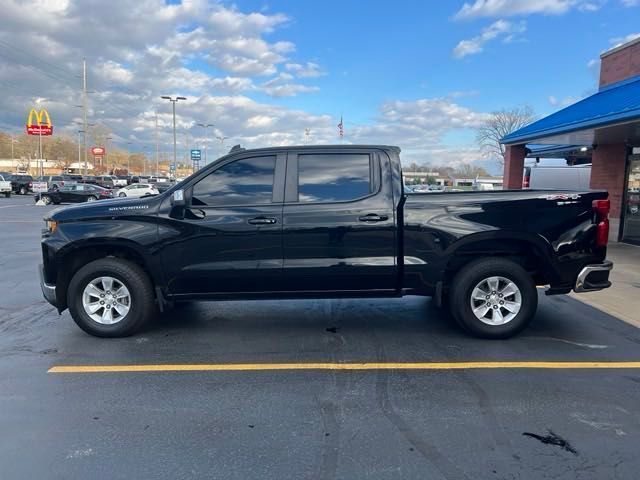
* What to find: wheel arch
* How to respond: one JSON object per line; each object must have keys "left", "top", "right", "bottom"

{"left": 442, "top": 232, "right": 558, "bottom": 289}
{"left": 54, "top": 238, "right": 161, "bottom": 311}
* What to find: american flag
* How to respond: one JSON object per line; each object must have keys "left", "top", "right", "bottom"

{"left": 337, "top": 116, "right": 343, "bottom": 138}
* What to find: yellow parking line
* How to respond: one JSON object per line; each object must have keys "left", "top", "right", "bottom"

{"left": 48, "top": 361, "right": 640, "bottom": 373}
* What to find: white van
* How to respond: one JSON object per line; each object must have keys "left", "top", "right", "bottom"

{"left": 524, "top": 164, "right": 591, "bottom": 190}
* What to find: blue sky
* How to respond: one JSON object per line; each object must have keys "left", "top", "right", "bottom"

{"left": 1, "top": 0, "right": 639, "bottom": 172}
{"left": 241, "top": 0, "right": 637, "bottom": 122}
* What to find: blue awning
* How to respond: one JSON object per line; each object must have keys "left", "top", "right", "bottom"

{"left": 502, "top": 75, "right": 640, "bottom": 145}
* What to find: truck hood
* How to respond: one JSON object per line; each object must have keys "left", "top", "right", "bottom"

{"left": 46, "top": 195, "right": 162, "bottom": 222}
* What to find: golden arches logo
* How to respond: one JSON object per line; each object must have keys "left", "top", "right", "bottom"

{"left": 27, "top": 108, "right": 52, "bottom": 128}
{"left": 26, "top": 107, "right": 53, "bottom": 135}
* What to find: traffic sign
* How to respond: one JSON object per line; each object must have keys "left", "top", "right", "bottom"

{"left": 170, "top": 163, "right": 176, "bottom": 172}
{"left": 190, "top": 149, "right": 201, "bottom": 161}
{"left": 91, "top": 146, "right": 105, "bottom": 156}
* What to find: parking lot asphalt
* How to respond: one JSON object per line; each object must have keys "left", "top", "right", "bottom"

{"left": 1, "top": 196, "right": 640, "bottom": 480}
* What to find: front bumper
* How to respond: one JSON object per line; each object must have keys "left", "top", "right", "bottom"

{"left": 574, "top": 260, "right": 613, "bottom": 293}
{"left": 39, "top": 264, "right": 57, "bottom": 307}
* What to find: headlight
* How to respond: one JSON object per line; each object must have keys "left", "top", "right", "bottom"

{"left": 46, "top": 220, "right": 58, "bottom": 233}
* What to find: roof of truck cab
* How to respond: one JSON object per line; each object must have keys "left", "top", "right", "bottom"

{"left": 224, "top": 145, "right": 401, "bottom": 155}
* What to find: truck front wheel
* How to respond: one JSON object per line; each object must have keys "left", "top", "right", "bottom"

{"left": 449, "top": 258, "right": 537, "bottom": 339}
{"left": 67, "top": 258, "right": 155, "bottom": 337}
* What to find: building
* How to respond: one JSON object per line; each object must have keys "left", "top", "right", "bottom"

{"left": 501, "top": 37, "right": 640, "bottom": 245}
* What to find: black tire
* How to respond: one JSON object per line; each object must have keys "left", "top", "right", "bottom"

{"left": 449, "top": 258, "right": 537, "bottom": 339}
{"left": 118, "top": 192, "right": 126, "bottom": 198}
{"left": 3, "top": 192, "right": 9, "bottom": 198}
{"left": 40, "top": 195, "right": 52, "bottom": 205}
{"left": 86, "top": 195, "right": 97, "bottom": 202}
{"left": 67, "top": 258, "right": 156, "bottom": 337}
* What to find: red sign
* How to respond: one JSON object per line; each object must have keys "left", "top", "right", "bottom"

{"left": 26, "top": 125, "right": 53, "bottom": 135}
{"left": 91, "top": 146, "right": 105, "bottom": 156}
{"left": 26, "top": 108, "right": 53, "bottom": 136}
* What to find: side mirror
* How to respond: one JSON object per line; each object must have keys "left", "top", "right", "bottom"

{"left": 170, "top": 189, "right": 186, "bottom": 219}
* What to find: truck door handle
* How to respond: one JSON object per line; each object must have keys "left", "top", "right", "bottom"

{"left": 248, "top": 216, "right": 277, "bottom": 225}
{"left": 358, "top": 214, "right": 389, "bottom": 222}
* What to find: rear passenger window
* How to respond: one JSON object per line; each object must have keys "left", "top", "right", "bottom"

{"left": 297, "top": 153, "right": 373, "bottom": 203}
{"left": 192, "top": 156, "right": 276, "bottom": 206}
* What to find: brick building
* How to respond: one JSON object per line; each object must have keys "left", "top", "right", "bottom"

{"left": 501, "top": 37, "right": 640, "bottom": 245}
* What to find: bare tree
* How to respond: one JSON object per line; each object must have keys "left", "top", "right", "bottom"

{"left": 476, "top": 106, "right": 536, "bottom": 167}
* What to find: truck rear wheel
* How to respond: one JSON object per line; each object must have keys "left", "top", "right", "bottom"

{"left": 449, "top": 258, "right": 537, "bottom": 339}
{"left": 67, "top": 258, "right": 155, "bottom": 337}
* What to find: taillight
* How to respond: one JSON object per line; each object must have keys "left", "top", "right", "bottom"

{"left": 523, "top": 175, "right": 530, "bottom": 188}
{"left": 593, "top": 199, "right": 610, "bottom": 247}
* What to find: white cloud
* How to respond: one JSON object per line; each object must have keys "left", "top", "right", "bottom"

{"left": 621, "top": 0, "right": 640, "bottom": 6}
{"left": 0, "top": 0, "right": 488, "bottom": 169}
{"left": 548, "top": 95, "right": 580, "bottom": 107}
{"left": 452, "top": 20, "right": 526, "bottom": 58}
{"left": 454, "top": 0, "right": 596, "bottom": 19}
{"left": 285, "top": 62, "right": 325, "bottom": 78}
{"left": 609, "top": 32, "right": 640, "bottom": 48}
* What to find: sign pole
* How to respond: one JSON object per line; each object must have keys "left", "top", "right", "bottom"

{"left": 39, "top": 128, "right": 43, "bottom": 177}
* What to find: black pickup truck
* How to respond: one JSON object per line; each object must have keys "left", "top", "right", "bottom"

{"left": 39, "top": 145, "right": 613, "bottom": 338}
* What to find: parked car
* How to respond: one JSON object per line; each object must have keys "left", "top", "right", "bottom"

{"left": 36, "top": 183, "right": 113, "bottom": 205}
{"left": 0, "top": 174, "right": 12, "bottom": 197}
{"left": 9, "top": 174, "right": 33, "bottom": 195}
{"left": 36, "top": 175, "right": 66, "bottom": 190}
{"left": 129, "top": 176, "right": 140, "bottom": 184}
{"left": 95, "top": 175, "right": 115, "bottom": 189}
{"left": 149, "top": 176, "right": 170, "bottom": 183}
{"left": 116, "top": 183, "right": 159, "bottom": 198}
{"left": 81, "top": 175, "right": 98, "bottom": 185}
{"left": 39, "top": 145, "right": 613, "bottom": 339}
{"left": 113, "top": 176, "right": 128, "bottom": 187}
{"left": 62, "top": 174, "right": 83, "bottom": 183}
{"left": 154, "top": 181, "right": 175, "bottom": 194}
{"left": 524, "top": 164, "right": 591, "bottom": 189}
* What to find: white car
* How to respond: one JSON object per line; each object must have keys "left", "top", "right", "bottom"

{"left": 117, "top": 183, "right": 159, "bottom": 198}
{"left": 0, "top": 175, "right": 11, "bottom": 198}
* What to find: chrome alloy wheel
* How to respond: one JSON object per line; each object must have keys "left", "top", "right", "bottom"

{"left": 469, "top": 276, "right": 522, "bottom": 326}
{"left": 82, "top": 276, "right": 131, "bottom": 324}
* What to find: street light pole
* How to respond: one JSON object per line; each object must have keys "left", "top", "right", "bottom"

{"left": 197, "top": 123, "right": 214, "bottom": 166}
{"left": 216, "top": 135, "right": 229, "bottom": 158}
{"left": 161, "top": 96, "right": 187, "bottom": 176}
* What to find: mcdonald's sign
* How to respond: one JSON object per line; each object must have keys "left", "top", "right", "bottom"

{"left": 26, "top": 108, "right": 53, "bottom": 136}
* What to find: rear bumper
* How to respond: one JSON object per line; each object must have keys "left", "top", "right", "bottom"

{"left": 39, "top": 264, "right": 57, "bottom": 307}
{"left": 574, "top": 260, "right": 613, "bottom": 293}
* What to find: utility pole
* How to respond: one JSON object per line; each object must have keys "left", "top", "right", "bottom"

{"left": 77, "top": 130, "right": 84, "bottom": 174}
{"left": 82, "top": 58, "right": 88, "bottom": 175}
{"left": 126, "top": 141, "right": 132, "bottom": 174}
{"left": 106, "top": 136, "right": 112, "bottom": 173}
{"left": 155, "top": 112, "right": 159, "bottom": 177}
{"left": 160, "top": 96, "right": 187, "bottom": 174}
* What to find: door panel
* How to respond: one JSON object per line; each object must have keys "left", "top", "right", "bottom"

{"left": 281, "top": 150, "right": 397, "bottom": 292}
{"left": 160, "top": 153, "right": 285, "bottom": 295}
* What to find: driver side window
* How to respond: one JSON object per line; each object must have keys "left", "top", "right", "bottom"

{"left": 192, "top": 156, "right": 276, "bottom": 207}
